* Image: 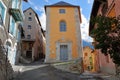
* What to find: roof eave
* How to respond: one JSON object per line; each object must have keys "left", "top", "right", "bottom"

{"left": 44, "top": 6, "right": 82, "bottom": 23}
{"left": 89, "top": 0, "right": 101, "bottom": 36}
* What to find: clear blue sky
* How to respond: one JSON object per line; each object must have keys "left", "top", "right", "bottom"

{"left": 22, "top": 0, "right": 94, "bottom": 42}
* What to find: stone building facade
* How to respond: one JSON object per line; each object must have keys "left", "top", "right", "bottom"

{"left": 0, "top": 0, "right": 27, "bottom": 80}
{"left": 0, "top": 40, "right": 14, "bottom": 80}
{"left": 0, "top": 0, "right": 27, "bottom": 65}
{"left": 21, "top": 8, "right": 46, "bottom": 63}
{"left": 83, "top": 46, "right": 99, "bottom": 72}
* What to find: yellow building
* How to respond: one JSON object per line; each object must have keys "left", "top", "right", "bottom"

{"left": 45, "top": 1, "right": 83, "bottom": 62}
{"left": 83, "top": 46, "right": 97, "bottom": 72}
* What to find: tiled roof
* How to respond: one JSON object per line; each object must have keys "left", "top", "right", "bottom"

{"left": 46, "top": 1, "right": 78, "bottom": 7}
{"left": 51, "top": 1, "right": 75, "bottom": 6}
{"left": 44, "top": 1, "right": 81, "bottom": 23}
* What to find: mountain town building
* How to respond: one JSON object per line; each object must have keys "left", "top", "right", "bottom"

{"left": 89, "top": 0, "right": 120, "bottom": 74}
{"left": 45, "top": 1, "right": 83, "bottom": 62}
{"left": 21, "top": 8, "right": 46, "bottom": 63}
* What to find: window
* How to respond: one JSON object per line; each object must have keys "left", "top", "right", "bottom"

{"left": 101, "top": 3, "right": 108, "bottom": 15}
{"left": 28, "top": 25, "right": 31, "bottom": 29}
{"left": 28, "top": 17, "right": 32, "bottom": 21}
{"left": 0, "top": 1, "right": 6, "bottom": 24}
{"left": 9, "top": 17, "right": 15, "bottom": 35}
{"left": 29, "top": 12, "right": 32, "bottom": 15}
{"left": 59, "top": 9, "right": 65, "bottom": 14}
{"left": 13, "top": 23, "right": 16, "bottom": 37}
{"left": 84, "top": 53, "right": 88, "bottom": 56}
{"left": 60, "top": 21, "right": 66, "bottom": 32}
{"left": 27, "top": 35, "right": 31, "bottom": 39}
{"left": 12, "top": 0, "right": 18, "bottom": 8}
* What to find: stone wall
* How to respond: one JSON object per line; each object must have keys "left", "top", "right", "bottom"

{"left": 0, "top": 41, "right": 14, "bottom": 80}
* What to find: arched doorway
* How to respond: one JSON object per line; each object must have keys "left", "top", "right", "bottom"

{"left": 5, "top": 41, "right": 12, "bottom": 63}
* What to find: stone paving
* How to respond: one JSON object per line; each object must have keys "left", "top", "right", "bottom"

{"left": 80, "top": 71, "right": 119, "bottom": 80}
{"left": 12, "top": 62, "right": 119, "bottom": 80}
{"left": 13, "top": 64, "right": 80, "bottom": 80}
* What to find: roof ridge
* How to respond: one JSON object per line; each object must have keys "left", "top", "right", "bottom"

{"left": 49, "top": 1, "right": 77, "bottom": 7}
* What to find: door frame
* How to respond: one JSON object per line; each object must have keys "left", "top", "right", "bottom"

{"left": 60, "top": 44, "right": 68, "bottom": 61}
{"left": 56, "top": 42, "right": 72, "bottom": 61}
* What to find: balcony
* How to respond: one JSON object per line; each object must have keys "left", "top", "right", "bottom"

{"left": 21, "top": 38, "right": 35, "bottom": 42}
{"left": 9, "top": 8, "right": 23, "bottom": 22}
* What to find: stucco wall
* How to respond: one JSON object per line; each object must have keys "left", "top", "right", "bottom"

{"left": 98, "top": 50, "right": 116, "bottom": 74}
{"left": 92, "top": 0, "right": 116, "bottom": 74}
{"left": 115, "top": 0, "right": 120, "bottom": 17}
{"left": 45, "top": 6, "right": 82, "bottom": 62}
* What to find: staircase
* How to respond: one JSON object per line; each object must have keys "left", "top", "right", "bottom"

{"left": 0, "top": 40, "right": 14, "bottom": 80}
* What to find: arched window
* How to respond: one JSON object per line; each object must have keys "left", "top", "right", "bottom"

{"left": 60, "top": 21, "right": 66, "bottom": 32}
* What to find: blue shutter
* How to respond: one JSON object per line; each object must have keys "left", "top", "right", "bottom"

{"left": 17, "top": 31, "right": 21, "bottom": 41}
{"left": 12, "top": 0, "right": 18, "bottom": 8}
{"left": 13, "top": 25, "right": 16, "bottom": 37}
{"left": 9, "top": 18, "right": 12, "bottom": 33}
{"left": 0, "top": 2, "right": 5, "bottom": 22}
{"left": 12, "top": 18, "right": 15, "bottom": 35}
{"left": 60, "top": 21, "right": 66, "bottom": 32}
{"left": 9, "top": 18, "right": 15, "bottom": 35}
{"left": 15, "top": 0, "right": 18, "bottom": 8}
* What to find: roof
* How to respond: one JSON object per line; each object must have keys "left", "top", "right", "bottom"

{"left": 48, "top": 1, "right": 78, "bottom": 7}
{"left": 89, "top": 0, "right": 101, "bottom": 35}
{"left": 89, "top": 0, "right": 107, "bottom": 35}
{"left": 45, "top": 1, "right": 80, "bottom": 9}
{"left": 44, "top": 1, "right": 82, "bottom": 23}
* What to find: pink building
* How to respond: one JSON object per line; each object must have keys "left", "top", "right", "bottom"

{"left": 89, "top": 0, "right": 120, "bottom": 74}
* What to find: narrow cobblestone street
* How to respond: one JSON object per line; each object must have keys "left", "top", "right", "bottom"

{"left": 12, "top": 62, "right": 114, "bottom": 80}
{"left": 13, "top": 64, "right": 80, "bottom": 80}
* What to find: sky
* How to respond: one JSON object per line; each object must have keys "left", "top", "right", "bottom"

{"left": 22, "top": 0, "right": 94, "bottom": 42}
